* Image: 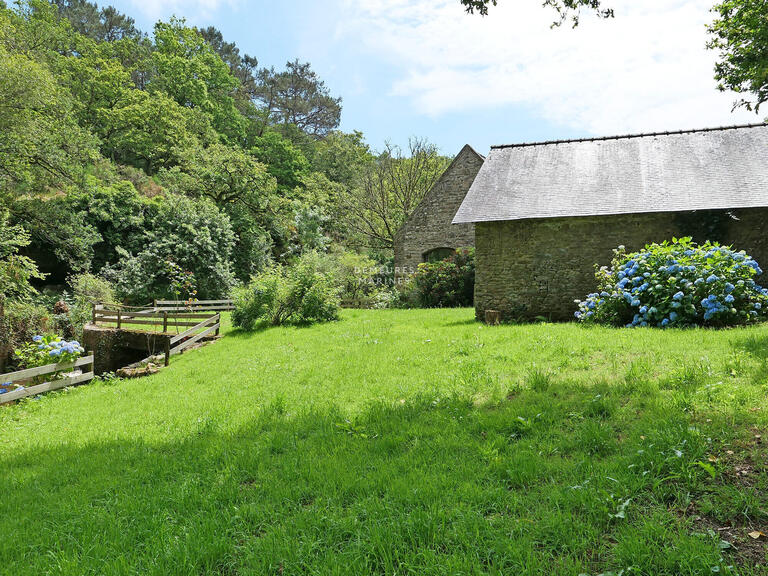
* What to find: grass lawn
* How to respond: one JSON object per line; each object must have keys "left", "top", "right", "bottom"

{"left": 1, "top": 308, "right": 767, "bottom": 575}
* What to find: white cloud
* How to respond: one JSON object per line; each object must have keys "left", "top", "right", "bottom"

{"left": 337, "top": 0, "right": 758, "bottom": 136}
{"left": 126, "top": 0, "right": 241, "bottom": 23}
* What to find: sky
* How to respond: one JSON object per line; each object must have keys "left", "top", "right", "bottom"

{"left": 106, "top": 0, "right": 759, "bottom": 156}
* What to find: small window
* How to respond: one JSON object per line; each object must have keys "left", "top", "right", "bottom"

{"left": 423, "top": 247, "right": 455, "bottom": 263}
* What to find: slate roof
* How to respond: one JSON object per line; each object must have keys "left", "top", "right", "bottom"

{"left": 452, "top": 123, "right": 768, "bottom": 224}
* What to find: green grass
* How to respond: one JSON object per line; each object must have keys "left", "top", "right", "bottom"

{"left": 2, "top": 309, "right": 767, "bottom": 575}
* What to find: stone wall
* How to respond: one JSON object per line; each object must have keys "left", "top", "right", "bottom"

{"left": 394, "top": 145, "right": 483, "bottom": 280}
{"left": 83, "top": 324, "right": 171, "bottom": 374}
{"left": 475, "top": 208, "right": 768, "bottom": 322}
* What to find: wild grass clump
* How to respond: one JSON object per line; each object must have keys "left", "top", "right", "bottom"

{"left": 526, "top": 365, "right": 553, "bottom": 392}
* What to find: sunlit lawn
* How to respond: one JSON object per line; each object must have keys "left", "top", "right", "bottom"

{"left": 1, "top": 309, "right": 767, "bottom": 575}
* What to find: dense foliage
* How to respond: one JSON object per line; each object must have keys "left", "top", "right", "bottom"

{"left": 575, "top": 239, "right": 768, "bottom": 327}
{"left": 232, "top": 253, "right": 340, "bottom": 329}
{"left": 64, "top": 273, "right": 117, "bottom": 340}
{"left": 0, "top": 300, "right": 50, "bottom": 372}
{"left": 0, "top": 0, "right": 455, "bottom": 369}
{"left": 0, "top": 0, "right": 449, "bottom": 296}
{"left": 0, "top": 209, "right": 44, "bottom": 302}
{"left": 411, "top": 248, "right": 475, "bottom": 308}
{"left": 103, "top": 195, "right": 236, "bottom": 303}
{"left": 708, "top": 0, "right": 768, "bottom": 112}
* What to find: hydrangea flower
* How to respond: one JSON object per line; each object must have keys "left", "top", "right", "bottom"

{"left": 574, "top": 239, "right": 768, "bottom": 328}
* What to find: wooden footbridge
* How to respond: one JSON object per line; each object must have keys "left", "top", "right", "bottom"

{"left": 84, "top": 300, "right": 232, "bottom": 373}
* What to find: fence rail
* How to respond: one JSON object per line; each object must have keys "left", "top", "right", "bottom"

{"left": 90, "top": 302, "right": 221, "bottom": 366}
{"left": 0, "top": 354, "right": 94, "bottom": 405}
{"left": 340, "top": 298, "right": 376, "bottom": 309}
{"left": 154, "top": 299, "right": 234, "bottom": 311}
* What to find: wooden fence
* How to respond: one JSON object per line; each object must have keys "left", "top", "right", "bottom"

{"left": 168, "top": 313, "right": 220, "bottom": 356}
{"left": 92, "top": 305, "right": 220, "bottom": 331}
{"left": 154, "top": 299, "right": 234, "bottom": 312}
{"left": 91, "top": 304, "right": 221, "bottom": 365}
{"left": 0, "top": 354, "right": 94, "bottom": 405}
{"left": 340, "top": 297, "right": 376, "bottom": 309}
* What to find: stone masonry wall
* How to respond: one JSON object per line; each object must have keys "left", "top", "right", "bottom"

{"left": 475, "top": 208, "right": 768, "bottom": 322}
{"left": 394, "top": 145, "right": 483, "bottom": 280}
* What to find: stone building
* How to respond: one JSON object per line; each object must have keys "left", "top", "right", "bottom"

{"left": 394, "top": 145, "right": 484, "bottom": 279}
{"left": 452, "top": 124, "right": 768, "bottom": 321}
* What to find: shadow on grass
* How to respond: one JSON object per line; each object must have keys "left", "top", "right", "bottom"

{"left": 441, "top": 318, "right": 478, "bottom": 327}
{"left": 226, "top": 318, "right": 343, "bottom": 338}
{"left": 0, "top": 389, "right": 760, "bottom": 575}
{"left": 732, "top": 334, "right": 768, "bottom": 361}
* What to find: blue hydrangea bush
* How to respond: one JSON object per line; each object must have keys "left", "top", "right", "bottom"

{"left": 15, "top": 334, "right": 85, "bottom": 369}
{"left": 575, "top": 238, "right": 768, "bottom": 328}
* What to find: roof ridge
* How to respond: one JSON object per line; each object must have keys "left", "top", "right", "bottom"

{"left": 490, "top": 122, "right": 768, "bottom": 150}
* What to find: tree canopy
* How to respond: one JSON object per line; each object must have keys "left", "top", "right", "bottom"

{"left": 708, "top": 0, "right": 768, "bottom": 113}
{"left": 0, "top": 0, "right": 452, "bottom": 302}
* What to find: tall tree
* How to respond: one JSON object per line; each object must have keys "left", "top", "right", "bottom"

{"left": 708, "top": 0, "right": 768, "bottom": 113}
{"left": 343, "top": 138, "right": 448, "bottom": 250}
{"left": 52, "top": 0, "right": 141, "bottom": 42}
{"left": 252, "top": 60, "right": 342, "bottom": 138}
{"left": 178, "top": 143, "right": 274, "bottom": 208}
{"left": 460, "top": 0, "right": 613, "bottom": 26}
{"left": 102, "top": 90, "right": 203, "bottom": 173}
{"left": 0, "top": 48, "right": 96, "bottom": 194}
{"left": 312, "top": 130, "right": 373, "bottom": 188}
{"left": 251, "top": 131, "right": 309, "bottom": 191}
{"left": 198, "top": 26, "right": 258, "bottom": 94}
{"left": 150, "top": 18, "right": 245, "bottom": 141}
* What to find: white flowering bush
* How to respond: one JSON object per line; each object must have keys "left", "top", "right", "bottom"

{"left": 575, "top": 238, "right": 768, "bottom": 328}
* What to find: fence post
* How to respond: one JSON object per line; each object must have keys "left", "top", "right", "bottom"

{"left": 215, "top": 313, "right": 220, "bottom": 336}
{"left": 162, "top": 311, "right": 168, "bottom": 333}
{"left": 164, "top": 338, "right": 170, "bottom": 367}
{"left": 153, "top": 298, "right": 157, "bottom": 312}
{"left": 116, "top": 308, "right": 122, "bottom": 329}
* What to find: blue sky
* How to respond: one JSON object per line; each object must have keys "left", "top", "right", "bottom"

{"left": 108, "top": 0, "right": 758, "bottom": 156}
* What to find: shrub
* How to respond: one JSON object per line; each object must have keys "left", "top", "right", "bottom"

{"left": 0, "top": 301, "right": 50, "bottom": 372}
{"left": 232, "top": 252, "right": 339, "bottom": 329}
{"left": 575, "top": 238, "right": 768, "bottom": 328}
{"left": 0, "top": 209, "right": 45, "bottom": 302}
{"left": 309, "top": 248, "right": 384, "bottom": 304}
{"left": 66, "top": 273, "right": 117, "bottom": 340}
{"left": 15, "top": 335, "right": 85, "bottom": 369}
{"left": 103, "top": 194, "right": 235, "bottom": 303}
{"left": 411, "top": 248, "right": 474, "bottom": 308}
